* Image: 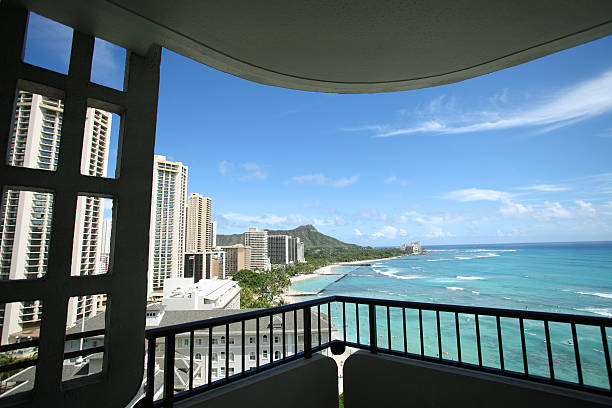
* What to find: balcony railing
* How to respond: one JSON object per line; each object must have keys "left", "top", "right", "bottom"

{"left": 143, "top": 295, "right": 612, "bottom": 407}
{"left": 2, "top": 296, "right": 611, "bottom": 406}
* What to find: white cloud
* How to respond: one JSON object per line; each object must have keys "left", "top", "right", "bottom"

{"left": 575, "top": 200, "right": 597, "bottom": 217}
{"left": 238, "top": 163, "right": 267, "bottom": 180}
{"left": 218, "top": 160, "right": 232, "bottom": 175}
{"left": 287, "top": 173, "right": 359, "bottom": 188}
{"left": 424, "top": 227, "right": 456, "bottom": 238}
{"left": 489, "top": 88, "right": 509, "bottom": 104}
{"left": 384, "top": 176, "right": 408, "bottom": 186}
{"left": 522, "top": 184, "right": 569, "bottom": 192}
{"left": 444, "top": 188, "right": 511, "bottom": 202}
{"left": 222, "top": 213, "right": 291, "bottom": 225}
{"left": 540, "top": 201, "right": 572, "bottom": 219}
{"left": 356, "top": 69, "right": 612, "bottom": 137}
{"left": 372, "top": 226, "right": 399, "bottom": 239}
{"left": 218, "top": 161, "right": 268, "bottom": 181}
{"left": 354, "top": 228, "right": 363, "bottom": 236}
{"left": 499, "top": 201, "right": 534, "bottom": 218}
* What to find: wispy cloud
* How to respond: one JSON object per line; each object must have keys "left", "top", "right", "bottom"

{"left": 239, "top": 163, "right": 267, "bottom": 180}
{"left": 384, "top": 175, "right": 408, "bottom": 186}
{"left": 287, "top": 173, "right": 358, "bottom": 188}
{"left": 221, "top": 212, "right": 346, "bottom": 228}
{"left": 218, "top": 161, "right": 268, "bottom": 181}
{"left": 91, "top": 38, "right": 125, "bottom": 89}
{"left": 351, "top": 69, "right": 612, "bottom": 137}
{"left": 354, "top": 228, "right": 363, "bottom": 236}
{"left": 371, "top": 226, "right": 407, "bottom": 240}
{"left": 444, "top": 188, "right": 511, "bottom": 202}
{"left": 521, "top": 184, "right": 569, "bottom": 192}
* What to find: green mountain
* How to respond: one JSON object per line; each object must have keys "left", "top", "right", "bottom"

{"left": 216, "top": 224, "right": 359, "bottom": 250}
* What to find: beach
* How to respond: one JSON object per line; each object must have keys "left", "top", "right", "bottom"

{"left": 282, "top": 255, "right": 405, "bottom": 304}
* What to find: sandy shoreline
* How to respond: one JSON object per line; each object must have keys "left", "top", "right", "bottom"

{"left": 282, "top": 255, "right": 404, "bottom": 304}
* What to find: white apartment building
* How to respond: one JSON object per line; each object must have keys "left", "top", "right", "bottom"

{"left": 56, "top": 307, "right": 334, "bottom": 397}
{"left": 148, "top": 155, "right": 188, "bottom": 300}
{"left": 0, "top": 92, "right": 111, "bottom": 344}
{"left": 162, "top": 277, "right": 240, "bottom": 310}
{"left": 244, "top": 227, "right": 270, "bottom": 271}
{"left": 185, "top": 193, "right": 212, "bottom": 253}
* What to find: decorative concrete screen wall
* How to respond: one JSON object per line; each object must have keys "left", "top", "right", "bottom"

{"left": 0, "top": 5, "right": 161, "bottom": 407}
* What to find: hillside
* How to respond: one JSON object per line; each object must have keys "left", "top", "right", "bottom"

{"left": 216, "top": 224, "right": 359, "bottom": 250}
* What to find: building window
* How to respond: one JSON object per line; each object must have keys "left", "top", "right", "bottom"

{"left": 196, "top": 338, "right": 202, "bottom": 345}
{"left": 228, "top": 337, "right": 235, "bottom": 344}
{"left": 249, "top": 352, "right": 255, "bottom": 361}
{"left": 195, "top": 353, "right": 202, "bottom": 361}
{"left": 274, "top": 350, "right": 281, "bottom": 360}
{"left": 274, "top": 336, "right": 279, "bottom": 344}
{"left": 220, "top": 351, "right": 225, "bottom": 360}
{"left": 212, "top": 353, "right": 218, "bottom": 362}
{"left": 212, "top": 368, "right": 218, "bottom": 378}
{"left": 184, "top": 339, "right": 189, "bottom": 346}
{"left": 220, "top": 336, "right": 225, "bottom": 344}
{"left": 229, "top": 367, "right": 235, "bottom": 376}
{"left": 249, "top": 336, "right": 255, "bottom": 344}
{"left": 220, "top": 367, "right": 225, "bottom": 376}
{"left": 262, "top": 335, "right": 268, "bottom": 344}
{"left": 262, "top": 349, "right": 268, "bottom": 359}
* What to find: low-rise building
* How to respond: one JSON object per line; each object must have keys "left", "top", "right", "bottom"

{"left": 162, "top": 277, "right": 241, "bottom": 310}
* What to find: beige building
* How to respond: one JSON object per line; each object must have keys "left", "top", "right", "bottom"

{"left": 186, "top": 193, "right": 212, "bottom": 253}
{"left": 220, "top": 244, "right": 252, "bottom": 276}
{"left": 148, "top": 155, "right": 188, "bottom": 300}
{"left": 243, "top": 227, "right": 269, "bottom": 271}
{"left": 0, "top": 92, "right": 111, "bottom": 343}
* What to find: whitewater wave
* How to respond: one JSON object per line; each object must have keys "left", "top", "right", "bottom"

{"left": 577, "top": 292, "right": 612, "bottom": 299}
{"left": 446, "top": 287, "right": 464, "bottom": 291}
{"left": 457, "top": 276, "right": 484, "bottom": 280}
{"left": 427, "top": 259, "right": 445, "bottom": 262}
{"left": 455, "top": 256, "right": 472, "bottom": 260}
{"left": 373, "top": 268, "right": 424, "bottom": 280}
{"left": 577, "top": 308, "right": 612, "bottom": 318}
{"left": 465, "top": 249, "right": 517, "bottom": 252}
{"left": 472, "top": 291, "right": 480, "bottom": 295}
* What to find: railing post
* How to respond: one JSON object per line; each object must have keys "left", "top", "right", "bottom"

{"left": 145, "top": 335, "right": 156, "bottom": 405}
{"left": 164, "top": 334, "right": 175, "bottom": 407}
{"left": 304, "top": 306, "right": 312, "bottom": 358}
{"left": 369, "top": 304, "right": 377, "bottom": 353}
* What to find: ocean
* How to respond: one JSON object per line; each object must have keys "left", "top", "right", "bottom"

{"left": 290, "top": 242, "right": 612, "bottom": 388}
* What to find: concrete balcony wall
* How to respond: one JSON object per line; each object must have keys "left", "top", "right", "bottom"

{"left": 344, "top": 351, "right": 612, "bottom": 408}
{"left": 175, "top": 354, "right": 338, "bottom": 408}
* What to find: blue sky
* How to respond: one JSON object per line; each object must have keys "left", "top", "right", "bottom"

{"left": 25, "top": 13, "right": 612, "bottom": 246}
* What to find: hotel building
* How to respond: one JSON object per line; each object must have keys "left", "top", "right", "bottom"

{"left": 244, "top": 227, "right": 270, "bottom": 271}
{"left": 0, "top": 91, "right": 111, "bottom": 343}
{"left": 219, "top": 244, "right": 252, "bottom": 276}
{"left": 148, "top": 155, "right": 188, "bottom": 300}
{"left": 185, "top": 193, "right": 213, "bottom": 253}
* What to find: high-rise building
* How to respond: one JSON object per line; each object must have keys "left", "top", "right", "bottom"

{"left": 219, "top": 244, "right": 251, "bottom": 276}
{"left": 296, "top": 239, "right": 305, "bottom": 263}
{"left": 0, "top": 91, "right": 111, "bottom": 343}
{"left": 211, "top": 220, "right": 217, "bottom": 248}
{"left": 268, "top": 235, "right": 290, "bottom": 265}
{"left": 184, "top": 252, "right": 205, "bottom": 282}
{"left": 148, "top": 155, "right": 188, "bottom": 300}
{"left": 185, "top": 193, "right": 212, "bottom": 253}
{"left": 243, "top": 227, "right": 269, "bottom": 271}
{"left": 98, "top": 218, "right": 112, "bottom": 275}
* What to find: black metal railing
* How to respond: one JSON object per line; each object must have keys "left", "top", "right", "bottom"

{"left": 142, "top": 295, "right": 612, "bottom": 407}
{"left": 0, "top": 328, "right": 106, "bottom": 374}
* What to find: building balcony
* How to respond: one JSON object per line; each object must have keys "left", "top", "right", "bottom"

{"left": 7, "top": 296, "right": 608, "bottom": 407}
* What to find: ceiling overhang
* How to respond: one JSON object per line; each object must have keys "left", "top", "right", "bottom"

{"left": 13, "top": 0, "right": 612, "bottom": 93}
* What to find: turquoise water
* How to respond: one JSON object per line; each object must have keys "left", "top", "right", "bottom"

{"left": 308, "top": 242, "right": 612, "bottom": 388}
